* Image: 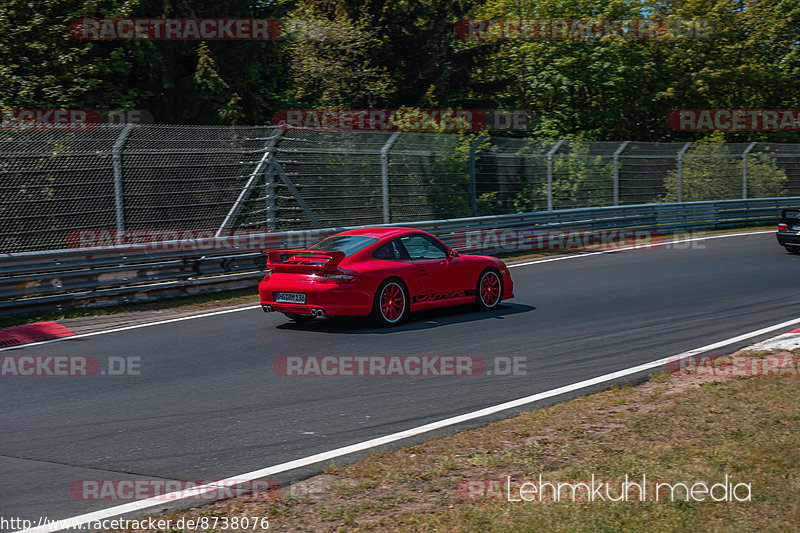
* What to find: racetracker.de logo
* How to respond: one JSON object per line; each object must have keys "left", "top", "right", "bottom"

{"left": 666, "top": 109, "right": 800, "bottom": 131}
{"left": 2, "top": 109, "right": 100, "bottom": 131}
{"left": 666, "top": 354, "right": 800, "bottom": 377}
{"left": 1, "top": 356, "right": 141, "bottom": 377}
{"left": 274, "top": 355, "right": 489, "bottom": 377}
{"left": 66, "top": 228, "right": 279, "bottom": 252}
{"left": 273, "top": 109, "right": 537, "bottom": 131}
{"left": 450, "top": 228, "right": 665, "bottom": 253}
{"left": 455, "top": 18, "right": 713, "bottom": 40}
{"left": 69, "top": 18, "right": 281, "bottom": 40}
{"left": 69, "top": 478, "right": 280, "bottom": 502}
{"left": 2, "top": 109, "right": 153, "bottom": 131}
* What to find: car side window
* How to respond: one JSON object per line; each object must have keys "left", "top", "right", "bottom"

{"left": 372, "top": 239, "right": 410, "bottom": 260}
{"left": 399, "top": 235, "right": 447, "bottom": 259}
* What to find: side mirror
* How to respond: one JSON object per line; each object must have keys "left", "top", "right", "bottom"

{"left": 448, "top": 248, "right": 460, "bottom": 259}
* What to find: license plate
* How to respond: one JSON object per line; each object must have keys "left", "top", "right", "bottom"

{"left": 276, "top": 292, "right": 306, "bottom": 304}
{"left": 792, "top": 226, "right": 800, "bottom": 231}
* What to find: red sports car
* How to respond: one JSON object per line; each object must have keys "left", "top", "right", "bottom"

{"left": 258, "top": 227, "right": 514, "bottom": 326}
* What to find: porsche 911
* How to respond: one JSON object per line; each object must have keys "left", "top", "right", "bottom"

{"left": 258, "top": 227, "right": 514, "bottom": 326}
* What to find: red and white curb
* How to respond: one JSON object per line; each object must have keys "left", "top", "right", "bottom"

{"left": 741, "top": 328, "right": 800, "bottom": 352}
{"left": 0, "top": 321, "right": 75, "bottom": 348}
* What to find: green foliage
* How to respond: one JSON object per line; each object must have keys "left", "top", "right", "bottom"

{"left": 663, "top": 140, "right": 788, "bottom": 201}
{"left": 476, "top": 191, "right": 504, "bottom": 215}
{"left": 467, "top": 0, "right": 800, "bottom": 142}
{"left": 0, "top": 0, "right": 147, "bottom": 109}
{"left": 0, "top": 0, "right": 292, "bottom": 123}
{"left": 549, "top": 143, "right": 613, "bottom": 208}
{"left": 282, "top": 2, "right": 394, "bottom": 107}
{"left": 1, "top": 0, "right": 798, "bottom": 140}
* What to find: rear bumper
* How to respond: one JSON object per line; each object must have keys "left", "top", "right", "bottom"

{"left": 258, "top": 276, "right": 373, "bottom": 316}
{"left": 777, "top": 232, "right": 800, "bottom": 246}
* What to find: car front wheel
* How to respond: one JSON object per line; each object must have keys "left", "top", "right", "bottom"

{"left": 476, "top": 269, "right": 502, "bottom": 310}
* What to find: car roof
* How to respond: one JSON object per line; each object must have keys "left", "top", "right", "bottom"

{"left": 335, "top": 227, "right": 424, "bottom": 240}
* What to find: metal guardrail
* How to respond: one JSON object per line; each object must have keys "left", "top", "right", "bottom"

{"left": 1, "top": 197, "right": 795, "bottom": 315}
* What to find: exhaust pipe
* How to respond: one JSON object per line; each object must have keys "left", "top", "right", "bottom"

{"left": 262, "top": 305, "right": 274, "bottom": 313}
{"left": 311, "top": 308, "right": 326, "bottom": 318}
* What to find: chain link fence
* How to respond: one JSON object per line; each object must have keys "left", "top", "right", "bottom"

{"left": 2, "top": 125, "right": 799, "bottom": 253}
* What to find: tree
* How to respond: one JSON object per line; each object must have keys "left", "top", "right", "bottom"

{"left": 461, "top": 0, "right": 800, "bottom": 142}
{"left": 0, "top": 0, "right": 293, "bottom": 124}
{"left": 282, "top": 2, "right": 393, "bottom": 107}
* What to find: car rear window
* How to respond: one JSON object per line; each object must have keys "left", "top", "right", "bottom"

{"left": 307, "top": 235, "right": 379, "bottom": 256}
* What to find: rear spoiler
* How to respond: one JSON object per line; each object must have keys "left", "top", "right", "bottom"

{"left": 263, "top": 249, "right": 346, "bottom": 273}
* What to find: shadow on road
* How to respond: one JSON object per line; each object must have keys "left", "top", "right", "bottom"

{"left": 273, "top": 302, "right": 535, "bottom": 334}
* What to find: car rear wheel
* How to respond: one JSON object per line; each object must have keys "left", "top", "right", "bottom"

{"left": 372, "top": 279, "right": 408, "bottom": 327}
{"left": 476, "top": 269, "right": 502, "bottom": 311}
{"left": 283, "top": 312, "right": 315, "bottom": 323}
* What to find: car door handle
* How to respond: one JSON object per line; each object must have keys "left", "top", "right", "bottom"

{"left": 419, "top": 269, "right": 428, "bottom": 275}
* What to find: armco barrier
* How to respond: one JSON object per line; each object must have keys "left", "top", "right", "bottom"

{"left": 1, "top": 198, "right": 795, "bottom": 315}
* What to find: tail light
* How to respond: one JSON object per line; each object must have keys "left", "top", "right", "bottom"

{"left": 779, "top": 223, "right": 789, "bottom": 231}
{"left": 318, "top": 270, "right": 359, "bottom": 284}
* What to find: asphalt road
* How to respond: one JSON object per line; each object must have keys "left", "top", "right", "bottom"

{"left": 1, "top": 231, "right": 797, "bottom": 528}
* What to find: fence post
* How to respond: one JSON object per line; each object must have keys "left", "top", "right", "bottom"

{"left": 265, "top": 162, "right": 277, "bottom": 231}
{"left": 112, "top": 124, "right": 134, "bottom": 245}
{"left": 612, "top": 141, "right": 630, "bottom": 206}
{"left": 676, "top": 142, "right": 692, "bottom": 203}
{"left": 381, "top": 132, "right": 401, "bottom": 224}
{"left": 271, "top": 158, "right": 322, "bottom": 229}
{"left": 545, "top": 140, "right": 564, "bottom": 211}
{"left": 742, "top": 142, "right": 757, "bottom": 199}
{"left": 216, "top": 128, "right": 284, "bottom": 236}
{"left": 468, "top": 136, "right": 485, "bottom": 217}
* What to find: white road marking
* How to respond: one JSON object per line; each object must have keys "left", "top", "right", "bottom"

{"left": 16, "top": 313, "right": 800, "bottom": 533}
